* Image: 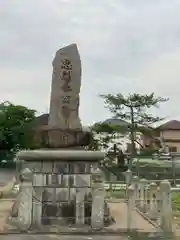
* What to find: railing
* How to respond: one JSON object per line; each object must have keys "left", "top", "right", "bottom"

{"left": 1, "top": 169, "right": 179, "bottom": 237}
{"left": 6, "top": 173, "right": 179, "bottom": 233}
{"left": 103, "top": 171, "right": 177, "bottom": 234}
{"left": 101, "top": 155, "right": 180, "bottom": 183}
{"left": 125, "top": 169, "right": 179, "bottom": 233}
{"left": 104, "top": 178, "right": 180, "bottom": 202}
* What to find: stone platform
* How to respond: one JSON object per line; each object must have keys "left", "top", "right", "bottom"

{"left": 13, "top": 149, "right": 113, "bottom": 230}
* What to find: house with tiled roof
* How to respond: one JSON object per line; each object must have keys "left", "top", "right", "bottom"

{"left": 159, "top": 120, "right": 180, "bottom": 152}
{"left": 142, "top": 120, "right": 180, "bottom": 153}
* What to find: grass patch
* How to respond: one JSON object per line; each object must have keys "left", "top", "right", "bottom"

{"left": 172, "top": 193, "right": 180, "bottom": 212}
{"left": 132, "top": 159, "right": 180, "bottom": 168}
{"left": 172, "top": 192, "right": 180, "bottom": 230}
{"left": 105, "top": 189, "right": 125, "bottom": 199}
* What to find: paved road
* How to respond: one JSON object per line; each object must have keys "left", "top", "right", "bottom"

{"left": 0, "top": 235, "right": 128, "bottom": 240}
{"left": 0, "top": 170, "right": 15, "bottom": 186}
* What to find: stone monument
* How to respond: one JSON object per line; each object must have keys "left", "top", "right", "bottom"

{"left": 34, "top": 43, "right": 91, "bottom": 149}
{"left": 11, "top": 44, "right": 112, "bottom": 232}
{"left": 49, "top": 43, "right": 82, "bottom": 130}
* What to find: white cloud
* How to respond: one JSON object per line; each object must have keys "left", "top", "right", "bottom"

{"left": 1, "top": 0, "right": 180, "bottom": 125}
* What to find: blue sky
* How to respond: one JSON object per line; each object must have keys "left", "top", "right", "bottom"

{"left": 1, "top": 0, "right": 180, "bottom": 125}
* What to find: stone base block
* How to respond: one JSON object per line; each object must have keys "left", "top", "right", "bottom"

{"left": 33, "top": 127, "right": 92, "bottom": 148}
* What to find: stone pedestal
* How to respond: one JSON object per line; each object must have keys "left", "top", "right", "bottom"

{"left": 15, "top": 149, "right": 108, "bottom": 229}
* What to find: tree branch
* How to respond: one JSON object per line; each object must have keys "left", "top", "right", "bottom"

{"left": 134, "top": 139, "right": 144, "bottom": 148}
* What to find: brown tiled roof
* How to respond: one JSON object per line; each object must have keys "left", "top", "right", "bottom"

{"left": 159, "top": 120, "right": 180, "bottom": 130}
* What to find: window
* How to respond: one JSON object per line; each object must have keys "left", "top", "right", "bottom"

{"left": 169, "top": 146, "right": 177, "bottom": 153}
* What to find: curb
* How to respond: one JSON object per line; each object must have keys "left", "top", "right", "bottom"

{"left": 0, "top": 228, "right": 149, "bottom": 235}
{"left": 135, "top": 207, "right": 161, "bottom": 229}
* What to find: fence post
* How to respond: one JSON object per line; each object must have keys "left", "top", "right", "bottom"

{"left": 171, "top": 155, "right": 176, "bottom": 186}
{"left": 132, "top": 176, "right": 139, "bottom": 205}
{"left": 136, "top": 158, "right": 140, "bottom": 177}
{"left": 18, "top": 168, "right": 33, "bottom": 230}
{"left": 139, "top": 179, "right": 147, "bottom": 210}
{"left": 144, "top": 181, "right": 150, "bottom": 213}
{"left": 160, "top": 180, "right": 172, "bottom": 232}
{"left": 125, "top": 169, "right": 132, "bottom": 198}
{"left": 91, "top": 168, "right": 105, "bottom": 229}
{"left": 148, "top": 182, "right": 158, "bottom": 220}
{"left": 156, "top": 186, "right": 161, "bottom": 212}
{"left": 127, "top": 185, "right": 135, "bottom": 230}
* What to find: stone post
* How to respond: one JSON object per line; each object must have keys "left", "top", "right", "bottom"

{"left": 18, "top": 168, "right": 33, "bottom": 230}
{"left": 91, "top": 168, "right": 105, "bottom": 229}
{"left": 32, "top": 174, "right": 45, "bottom": 227}
{"left": 160, "top": 180, "right": 172, "bottom": 232}
{"left": 75, "top": 163, "right": 90, "bottom": 225}
{"left": 156, "top": 186, "right": 161, "bottom": 211}
{"left": 139, "top": 179, "right": 147, "bottom": 210}
{"left": 144, "top": 181, "right": 150, "bottom": 213}
{"left": 171, "top": 155, "right": 176, "bottom": 186}
{"left": 125, "top": 169, "right": 132, "bottom": 198}
{"left": 76, "top": 188, "right": 85, "bottom": 225}
{"left": 148, "top": 182, "right": 158, "bottom": 220}
{"left": 127, "top": 185, "right": 135, "bottom": 230}
{"left": 132, "top": 176, "right": 139, "bottom": 205}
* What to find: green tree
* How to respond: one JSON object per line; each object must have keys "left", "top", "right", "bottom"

{"left": 100, "top": 93, "right": 168, "bottom": 165}
{"left": 0, "top": 101, "right": 36, "bottom": 162}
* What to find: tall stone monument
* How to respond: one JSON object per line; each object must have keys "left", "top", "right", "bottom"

{"left": 49, "top": 43, "right": 82, "bottom": 130}
{"left": 35, "top": 43, "right": 91, "bottom": 148}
